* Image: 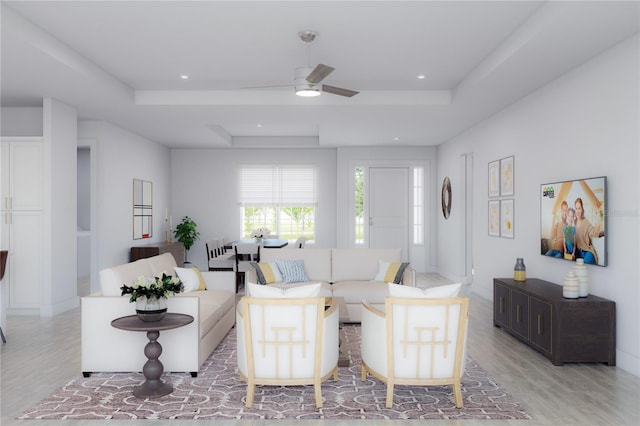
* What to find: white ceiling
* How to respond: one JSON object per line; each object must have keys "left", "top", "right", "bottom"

{"left": 1, "top": 1, "right": 638, "bottom": 148}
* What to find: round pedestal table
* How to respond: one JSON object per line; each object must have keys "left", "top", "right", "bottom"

{"left": 111, "top": 313, "right": 194, "bottom": 398}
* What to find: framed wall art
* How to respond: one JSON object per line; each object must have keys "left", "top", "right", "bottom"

{"left": 500, "top": 199, "right": 514, "bottom": 238}
{"left": 488, "top": 200, "right": 500, "bottom": 236}
{"left": 540, "top": 176, "right": 606, "bottom": 266}
{"left": 500, "top": 156, "right": 514, "bottom": 196}
{"left": 488, "top": 160, "right": 500, "bottom": 197}
{"left": 133, "top": 178, "right": 153, "bottom": 239}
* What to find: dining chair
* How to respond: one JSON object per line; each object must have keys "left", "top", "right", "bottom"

{"left": 293, "top": 236, "right": 307, "bottom": 248}
{"left": 234, "top": 243, "right": 261, "bottom": 292}
{"left": 206, "top": 239, "right": 234, "bottom": 271}
{"left": 0, "top": 250, "right": 8, "bottom": 343}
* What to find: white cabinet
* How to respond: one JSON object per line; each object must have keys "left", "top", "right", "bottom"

{"left": 1, "top": 138, "right": 44, "bottom": 314}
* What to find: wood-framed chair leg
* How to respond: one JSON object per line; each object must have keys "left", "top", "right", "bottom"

{"left": 453, "top": 383, "right": 463, "bottom": 408}
{"left": 386, "top": 382, "right": 394, "bottom": 408}
{"left": 245, "top": 381, "right": 255, "bottom": 408}
{"left": 314, "top": 380, "right": 323, "bottom": 408}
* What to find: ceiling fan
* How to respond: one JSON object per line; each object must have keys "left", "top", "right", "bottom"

{"left": 247, "top": 31, "right": 359, "bottom": 98}
{"left": 292, "top": 31, "right": 359, "bottom": 98}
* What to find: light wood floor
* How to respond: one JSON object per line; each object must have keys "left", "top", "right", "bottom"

{"left": 1, "top": 275, "right": 638, "bottom": 426}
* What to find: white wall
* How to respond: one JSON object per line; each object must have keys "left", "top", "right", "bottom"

{"left": 170, "top": 148, "right": 337, "bottom": 270}
{"left": 437, "top": 35, "right": 639, "bottom": 376}
{"left": 42, "top": 98, "right": 78, "bottom": 316}
{"left": 0, "top": 107, "right": 43, "bottom": 136}
{"left": 78, "top": 121, "right": 171, "bottom": 272}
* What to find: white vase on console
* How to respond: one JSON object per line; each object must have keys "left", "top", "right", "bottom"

{"left": 573, "top": 259, "right": 589, "bottom": 297}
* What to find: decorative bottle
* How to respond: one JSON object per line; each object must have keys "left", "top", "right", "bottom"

{"left": 514, "top": 258, "right": 526, "bottom": 282}
{"left": 563, "top": 271, "right": 580, "bottom": 299}
{"left": 573, "top": 258, "right": 589, "bottom": 297}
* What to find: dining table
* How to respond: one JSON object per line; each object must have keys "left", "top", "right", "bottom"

{"left": 224, "top": 238, "right": 289, "bottom": 249}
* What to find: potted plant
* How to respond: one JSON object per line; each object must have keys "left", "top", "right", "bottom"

{"left": 120, "top": 273, "right": 184, "bottom": 321}
{"left": 174, "top": 216, "right": 200, "bottom": 263}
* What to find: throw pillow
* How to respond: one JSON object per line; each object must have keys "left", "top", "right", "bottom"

{"left": 173, "top": 267, "right": 197, "bottom": 292}
{"left": 251, "top": 261, "right": 283, "bottom": 285}
{"left": 173, "top": 267, "right": 203, "bottom": 292}
{"left": 193, "top": 266, "right": 207, "bottom": 290}
{"left": 388, "top": 282, "right": 462, "bottom": 298}
{"left": 246, "top": 282, "right": 321, "bottom": 298}
{"left": 373, "top": 260, "right": 410, "bottom": 284}
{"left": 275, "top": 259, "right": 309, "bottom": 283}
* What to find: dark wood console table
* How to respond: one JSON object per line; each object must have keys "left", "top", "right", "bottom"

{"left": 493, "top": 278, "right": 615, "bottom": 366}
{"left": 111, "top": 313, "right": 194, "bottom": 398}
{"left": 130, "top": 241, "right": 185, "bottom": 267}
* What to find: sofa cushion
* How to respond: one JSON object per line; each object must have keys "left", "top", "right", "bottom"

{"left": 175, "top": 289, "right": 235, "bottom": 338}
{"left": 260, "top": 248, "right": 332, "bottom": 283}
{"left": 263, "top": 281, "right": 333, "bottom": 298}
{"left": 373, "top": 260, "right": 410, "bottom": 284}
{"left": 331, "top": 280, "right": 390, "bottom": 305}
{"left": 331, "top": 248, "right": 402, "bottom": 282}
{"left": 388, "top": 282, "right": 462, "bottom": 298}
{"left": 99, "top": 258, "right": 154, "bottom": 296}
{"left": 147, "top": 252, "right": 178, "bottom": 276}
{"left": 275, "top": 259, "right": 309, "bottom": 283}
{"left": 246, "top": 282, "right": 321, "bottom": 298}
{"left": 251, "top": 261, "right": 283, "bottom": 284}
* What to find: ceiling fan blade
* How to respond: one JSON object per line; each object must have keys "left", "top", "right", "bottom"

{"left": 240, "top": 84, "right": 294, "bottom": 89}
{"left": 322, "top": 84, "right": 359, "bottom": 97}
{"left": 306, "top": 64, "right": 335, "bottom": 84}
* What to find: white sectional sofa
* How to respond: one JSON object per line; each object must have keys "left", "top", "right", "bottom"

{"left": 247, "top": 248, "right": 415, "bottom": 322}
{"left": 81, "top": 252, "right": 235, "bottom": 377}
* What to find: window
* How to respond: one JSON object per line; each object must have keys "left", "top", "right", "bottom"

{"left": 413, "top": 167, "right": 424, "bottom": 245}
{"left": 239, "top": 165, "right": 316, "bottom": 242}
{"left": 354, "top": 167, "right": 365, "bottom": 245}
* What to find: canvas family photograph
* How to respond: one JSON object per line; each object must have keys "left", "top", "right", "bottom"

{"left": 540, "top": 176, "right": 607, "bottom": 266}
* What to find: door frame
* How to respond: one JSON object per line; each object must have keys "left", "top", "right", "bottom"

{"left": 78, "top": 138, "right": 99, "bottom": 294}
{"left": 347, "top": 159, "right": 433, "bottom": 272}
{"left": 461, "top": 153, "right": 474, "bottom": 284}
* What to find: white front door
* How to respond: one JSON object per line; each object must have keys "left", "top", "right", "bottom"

{"left": 368, "top": 167, "right": 409, "bottom": 258}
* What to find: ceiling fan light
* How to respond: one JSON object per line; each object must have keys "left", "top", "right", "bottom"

{"left": 295, "top": 86, "right": 321, "bottom": 97}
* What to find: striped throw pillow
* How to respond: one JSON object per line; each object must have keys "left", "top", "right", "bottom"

{"left": 275, "top": 259, "right": 309, "bottom": 283}
{"left": 373, "top": 260, "right": 410, "bottom": 284}
{"left": 251, "top": 262, "right": 283, "bottom": 285}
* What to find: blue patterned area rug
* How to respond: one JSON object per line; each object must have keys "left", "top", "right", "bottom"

{"left": 20, "top": 325, "right": 531, "bottom": 420}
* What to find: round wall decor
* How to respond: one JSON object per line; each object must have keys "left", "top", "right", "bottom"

{"left": 441, "top": 176, "right": 452, "bottom": 219}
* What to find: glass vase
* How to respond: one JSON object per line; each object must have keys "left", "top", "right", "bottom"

{"left": 514, "top": 258, "right": 526, "bottom": 282}
{"left": 135, "top": 295, "right": 167, "bottom": 322}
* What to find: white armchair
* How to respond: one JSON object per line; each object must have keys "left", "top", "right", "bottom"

{"left": 236, "top": 296, "right": 339, "bottom": 408}
{"left": 361, "top": 296, "right": 470, "bottom": 408}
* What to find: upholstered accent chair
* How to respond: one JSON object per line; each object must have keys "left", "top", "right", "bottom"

{"left": 360, "top": 296, "right": 470, "bottom": 408}
{"left": 236, "top": 296, "right": 340, "bottom": 408}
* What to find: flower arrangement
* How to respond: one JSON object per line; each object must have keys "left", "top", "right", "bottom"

{"left": 120, "top": 273, "right": 184, "bottom": 303}
{"left": 250, "top": 227, "right": 271, "bottom": 238}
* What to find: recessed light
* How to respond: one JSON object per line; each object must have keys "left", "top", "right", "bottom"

{"left": 417, "top": 74, "right": 426, "bottom": 80}
{"left": 257, "top": 123, "right": 263, "bottom": 127}
{"left": 393, "top": 137, "right": 400, "bottom": 141}
{"left": 179, "top": 74, "right": 189, "bottom": 79}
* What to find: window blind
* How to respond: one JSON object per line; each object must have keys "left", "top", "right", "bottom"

{"left": 240, "top": 166, "right": 317, "bottom": 205}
